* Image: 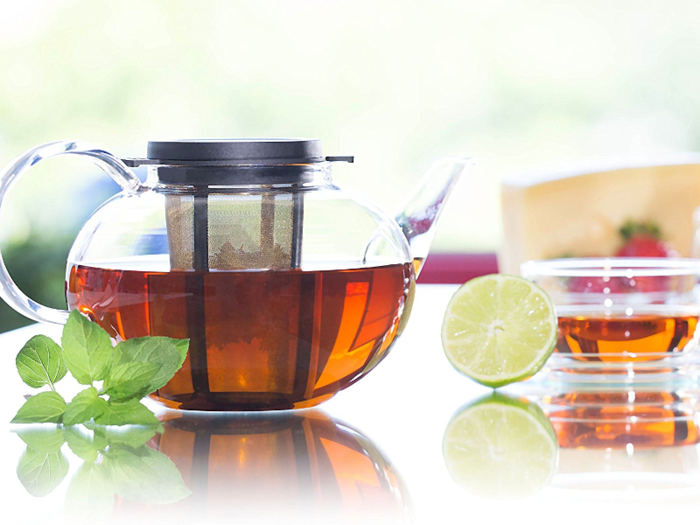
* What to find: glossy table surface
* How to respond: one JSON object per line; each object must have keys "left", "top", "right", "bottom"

{"left": 1, "top": 284, "right": 699, "bottom": 524}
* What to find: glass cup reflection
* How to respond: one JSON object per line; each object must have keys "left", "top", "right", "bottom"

{"left": 540, "top": 388, "right": 700, "bottom": 492}
{"left": 444, "top": 388, "right": 700, "bottom": 499}
{"left": 545, "top": 390, "right": 700, "bottom": 449}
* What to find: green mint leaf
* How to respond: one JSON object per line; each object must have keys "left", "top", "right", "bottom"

{"left": 174, "top": 339, "right": 190, "bottom": 368}
{"left": 93, "top": 399, "right": 160, "bottom": 427}
{"left": 64, "top": 462, "right": 115, "bottom": 518}
{"left": 63, "top": 387, "right": 108, "bottom": 426}
{"left": 16, "top": 335, "right": 67, "bottom": 389}
{"left": 63, "top": 426, "right": 108, "bottom": 462}
{"left": 11, "top": 391, "right": 66, "bottom": 424}
{"left": 16, "top": 448, "right": 69, "bottom": 497}
{"left": 102, "top": 362, "right": 161, "bottom": 402}
{"left": 14, "top": 426, "right": 65, "bottom": 453}
{"left": 114, "top": 337, "right": 186, "bottom": 394}
{"left": 61, "top": 310, "right": 113, "bottom": 385}
{"left": 103, "top": 445, "right": 191, "bottom": 504}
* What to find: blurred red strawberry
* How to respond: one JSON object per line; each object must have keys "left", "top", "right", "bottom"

{"left": 615, "top": 221, "right": 679, "bottom": 258}
{"left": 615, "top": 221, "right": 677, "bottom": 292}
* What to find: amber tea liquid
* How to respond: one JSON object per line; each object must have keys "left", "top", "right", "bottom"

{"left": 66, "top": 260, "right": 413, "bottom": 410}
{"left": 557, "top": 310, "right": 698, "bottom": 363}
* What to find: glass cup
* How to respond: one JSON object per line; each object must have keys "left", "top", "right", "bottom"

{"left": 520, "top": 258, "right": 700, "bottom": 383}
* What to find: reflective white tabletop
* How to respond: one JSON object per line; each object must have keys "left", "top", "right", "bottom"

{"left": 1, "top": 285, "right": 699, "bottom": 524}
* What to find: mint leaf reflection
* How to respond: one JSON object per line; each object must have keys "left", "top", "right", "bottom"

{"left": 14, "top": 424, "right": 191, "bottom": 511}
{"left": 16, "top": 426, "right": 65, "bottom": 453}
{"left": 94, "top": 424, "right": 160, "bottom": 449}
{"left": 63, "top": 425, "right": 108, "bottom": 462}
{"left": 64, "top": 462, "right": 114, "bottom": 518}
{"left": 17, "top": 447, "right": 69, "bottom": 497}
{"left": 442, "top": 392, "right": 558, "bottom": 499}
{"left": 103, "top": 444, "right": 191, "bottom": 504}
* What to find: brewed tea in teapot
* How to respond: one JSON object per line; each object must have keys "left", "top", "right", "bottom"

{"left": 0, "top": 139, "right": 471, "bottom": 410}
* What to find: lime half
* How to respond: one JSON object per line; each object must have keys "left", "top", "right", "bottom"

{"left": 441, "top": 274, "right": 557, "bottom": 388}
{"left": 443, "top": 393, "right": 558, "bottom": 499}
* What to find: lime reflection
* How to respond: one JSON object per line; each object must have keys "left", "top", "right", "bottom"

{"left": 442, "top": 392, "right": 559, "bottom": 499}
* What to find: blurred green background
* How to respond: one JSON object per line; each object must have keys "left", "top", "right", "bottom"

{"left": 1, "top": 0, "right": 700, "bottom": 331}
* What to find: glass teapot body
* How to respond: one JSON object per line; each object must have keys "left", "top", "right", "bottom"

{"left": 69, "top": 153, "right": 413, "bottom": 410}
{"left": 0, "top": 140, "right": 417, "bottom": 410}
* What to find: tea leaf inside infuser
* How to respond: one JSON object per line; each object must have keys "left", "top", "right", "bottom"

{"left": 16, "top": 335, "right": 67, "bottom": 389}
{"left": 11, "top": 391, "right": 67, "bottom": 424}
{"left": 61, "top": 310, "right": 113, "bottom": 385}
{"left": 62, "top": 387, "right": 108, "bottom": 426}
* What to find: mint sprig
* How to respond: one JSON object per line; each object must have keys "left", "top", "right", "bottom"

{"left": 11, "top": 310, "right": 189, "bottom": 426}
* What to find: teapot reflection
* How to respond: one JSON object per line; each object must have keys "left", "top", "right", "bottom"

{"left": 13, "top": 410, "right": 410, "bottom": 523}
{"left": 119, "top": 410, "right": 411, "bottom": 523}
{"left": 443, "top": 389, "right": 700, "bottom": 499}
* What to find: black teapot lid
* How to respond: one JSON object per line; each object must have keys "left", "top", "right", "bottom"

{"left": 124, "top": 139, "right": 353, "bottom": 167}
{"left": 148, "top": 138, "right": 323, "bottom": 165}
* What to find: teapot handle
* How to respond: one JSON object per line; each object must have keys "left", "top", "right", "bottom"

{"left": 0, "top": 141, "right": 143, "bottom": 325}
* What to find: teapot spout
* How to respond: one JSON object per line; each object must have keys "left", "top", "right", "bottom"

{"left": 395, "top": 157, "right": 474, "bottom": 276}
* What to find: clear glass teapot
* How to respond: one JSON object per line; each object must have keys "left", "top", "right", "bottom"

{"left": 0, "top": 139, "right": 470, "bottom": 410}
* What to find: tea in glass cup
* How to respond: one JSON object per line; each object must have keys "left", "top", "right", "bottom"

{"left": 521, "top": 258, "right": 700, "bottom": 379}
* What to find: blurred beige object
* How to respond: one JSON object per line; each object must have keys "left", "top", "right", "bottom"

{"left": 499, "top": 156, "right": 700, "bottom": 274}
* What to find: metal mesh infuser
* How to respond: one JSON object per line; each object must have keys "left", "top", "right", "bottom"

{"left": 124, "top": 139, "right": 328, "bottom": 400}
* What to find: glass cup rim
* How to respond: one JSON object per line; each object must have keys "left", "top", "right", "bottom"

{"left": 521, "top": 257, "right": 700, "bottom": 278}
